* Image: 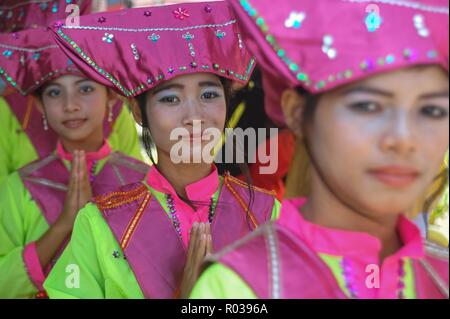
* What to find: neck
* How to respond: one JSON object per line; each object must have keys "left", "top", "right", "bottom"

{"left": 60, "top": 132, "right": 104, "bottom": 154}
{"left": 303, "top": 171, "right": 403, "bottom": 262}
{"left": 156, "top": 150, "right": 212, "bottom": 199}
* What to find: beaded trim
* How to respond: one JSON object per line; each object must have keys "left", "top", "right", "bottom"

{"left": 56, "top": 28, "right": 255, "bottom": 97}
{"left": 94, "top": 183, "right": 148, "bottom": 211}
{"left": 23, "top": 176, "right": 68, "bottom": 192}
{"left": 239, "top": 0, "right": 444, "bottom": 92}
{"left": 62, "top": 20, "right": 238, "bottom": 32}
{"left": 239, "top": 0, "right": 311, "bottom": 86}
{"left": 418, "top": 258, "right": 449, "bottom": 298}
{"left": 0, "top": 0, "right": 52, "bottom": 10}
{"left": 19, "top": 154, "right": 57, "bottom": 177}
{"left": 120, "top": 191, "right": 152, "bottom": 251}
{"left": 224, "top": 175, "right": 259, "bottom": 229}
{"left": 0, "top": 66, "right": 82, "bottom": 95}
{"left": 225, "top": 172, "right": 277, "bottom": 197}
{"left": 0, "top": 43, "right": 59, "bottom": 53}
{"left": 266, "top": 225, "right": 282, "bottom": 299}
{"left": 342, "top": 0, "right": 449, "bottom": 14}
{"left": 111, "top": 164, "right": 126, "bottom": 186}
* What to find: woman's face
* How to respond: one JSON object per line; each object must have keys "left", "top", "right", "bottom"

{"left": 38, "top": 75, "right": 111, "bottom": 144}
{"left": 142, "top": 73, "right": 227, "bottom": 163}
{"left": 285, "top": 65, "right": 449, "bottom": 217}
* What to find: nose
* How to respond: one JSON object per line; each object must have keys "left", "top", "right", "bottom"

{"left": 380, "top": 109, "right": 417, "bottom": 157}
{"left": 182, "top": 98, "right": 205, "bottom": 127}
{"left": 63, "top": 93, "right": 81, "bottom": 113}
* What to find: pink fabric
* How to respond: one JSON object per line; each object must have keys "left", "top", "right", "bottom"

{"left": 279, "top": 198, "right": 425, "bottom": 299}
{"left": 0, "top": 27, "right": 82, "bottom": 95}
{"left": 57, "top": 139, "right": 112, "bottom": 173}
{"left": 50, "top": 1, "right": 256, "bottom": 98}
{"left": 0, "top": 0, "right": 93, "bottom": 33}
{"left": 22, "top": 242, "right": 46, "bottom": 291}
{"left": 146, "top": 165, "right": 219, "bottom": 248}
{"left": 229, "top": 0, "right": 449, "bottom": 125}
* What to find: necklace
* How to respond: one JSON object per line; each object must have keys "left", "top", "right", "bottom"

{"left": 89, "top": 161, "right": 98, "bottom": 184}
{"left": 165, "top": 194, "right": 216, "bottom": 239}
{"left": 341, "top": 257, "right": 406, "bottom": 299}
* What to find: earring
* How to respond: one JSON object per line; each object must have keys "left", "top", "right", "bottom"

{"left": 108, "top": 103, "right": 114, "bottom": 123}
{"left": 42, "top": 114, "right": 48, "bottom": 131}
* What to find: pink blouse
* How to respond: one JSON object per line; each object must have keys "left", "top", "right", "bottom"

{"left": 278, "top": 198, "right": 425, "bottom": 298}
{"left": 146, "top": 165, "right": 219, "bottom": 248}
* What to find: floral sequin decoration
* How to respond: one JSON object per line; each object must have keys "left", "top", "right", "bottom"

{"left": 183, "top": 32, "right": 196, "bottom": 57}
{"left": 285, "top": 11, "right": 306, "bottom": 29}
{"left": 131, "top": 43, "right": 140, "bottom": 60}
{"left": 148, "top": 33, "right": 160, "bottom": 43}
{"left": 173, "top": 7, "right": 190, "bottom": 20}
{"left": 215, "top": 30, "right": 226, "bottom": 39}
{"left": 413, "top": 14, "right": 430, "bottom": 37}
{"left": 322, "top": 35, "right": 337, "bottom": 59}
{"left": 102, "top": 33, "right": 114, "bottom": 43}
{"left": 365, "top": 4, "right": 382, "bottom": 32}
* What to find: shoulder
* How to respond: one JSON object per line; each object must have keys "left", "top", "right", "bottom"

{"left": 223, "top": 172, "right": 277, "bottom": 197}
{"left": 92, "top": 181, "right": 150, "bottom": 212}
{"left": 18, "top": 154, "right": 58, "bottom": 178}
{"left": 107, "top": 152, "right": 149, "bottom": 175}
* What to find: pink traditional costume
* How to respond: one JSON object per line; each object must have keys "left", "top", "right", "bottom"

{"left": 190, "top": 0, "right": 449, "bottom": 299}
{"left": 0, "top": 0, "right": 143, "bottom": 184}
{"left": 43, "top": 1, "right": 280, "bottom": 299}
{"left": 0, "top": 26, "right": 149, "bottom": 298}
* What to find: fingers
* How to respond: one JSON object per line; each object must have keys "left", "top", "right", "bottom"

{"left": 67, "top": 150, "right": 77, "bottom": 193}
{"left": 187, "top": 222, "right": 199, "bottom": 260}
{"left": 79, "top": 150, "right": 88, "bottom": 185}
{"left": 192, "top": 232, "right": 207, "bottom": 275}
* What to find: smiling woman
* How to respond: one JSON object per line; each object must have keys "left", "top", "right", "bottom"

{"left": 43, "top": 1, "right": 281, "bottom": 299}
{"left": 0, "top": 27, "right": 149, "bottom": 299}
{"left": 34, "top": 75, "right": 113, "bottom": 153}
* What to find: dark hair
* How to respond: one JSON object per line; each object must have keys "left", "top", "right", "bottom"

{"left": 135, "top": 76, "right": 257, "bottom": 229}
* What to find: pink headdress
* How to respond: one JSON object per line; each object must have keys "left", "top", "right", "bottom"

{"left": 50, "top": 1, "right": 256, "bottom": 97}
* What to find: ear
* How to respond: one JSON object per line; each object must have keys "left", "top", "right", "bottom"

{"left": 130, "top": 98, "right": 143, "bottom": 126}
{"left": 281, "top": 88, "right": 306, "bottom": 139}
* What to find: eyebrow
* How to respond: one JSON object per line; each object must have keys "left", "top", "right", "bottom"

{"left": 45, "top": 78, "right": 93, "bottom": 87}
{"left": 418, "top": 91, "right": 449, "bottom": 99}
{"left": 75, "top": 78, "right": 94, "bottom": 85}
{"left": 151, "top": 81, "right": 222, "bottom": 95}
{"left": 339, "top": 86, "right": 394, "bottom": 98}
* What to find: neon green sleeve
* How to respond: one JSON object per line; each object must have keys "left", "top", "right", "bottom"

{"left": 44, "top": 203, "right": 144, "bottom": 299}
{"left": 190, "top": 263, "right": 257, "bottom": 299}
{"left": 107, "top": 103, "right": 144, "bottom": 162}
{"left": 0, "top": 98, "right": 38, "bottom": 185}
{"left": 0, "top": 172, "right": 48, "bottom": 298}
{"left": 270, "top": 199, "right": 282, "bottom": 221}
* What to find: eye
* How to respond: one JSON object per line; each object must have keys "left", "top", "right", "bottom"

{"left": 159, "top": 95, "right": 180, "bottom": 104}
{"left": 44, "top": 87, "right": 61, "bottom": 98}
{"left": 201, "top": 91, "right": 221, "bottom": 100}
{"left": 420, "top": 105, "right": 449, "bottom": 119}
{"left": 348, "top": 101, "right": 381, "bottom": 114}
{"left": 80, "top": 85, "right": 95, "bottom": 94}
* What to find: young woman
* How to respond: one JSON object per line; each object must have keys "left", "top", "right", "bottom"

{"left": 190, "top": 0, "right": 449, "bottom": 299}
{"left": 0, "top": 0, "right": 143, "bottom": 185}
{"left": 0, "top": 27, "right": 149, "bottom": 298}
{"left": 43, "top": 1, "right": 280, "bottom": 299}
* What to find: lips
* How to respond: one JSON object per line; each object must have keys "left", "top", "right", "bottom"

{"left": 62, "top": 119, "right": 87, "bottom": 129}
{"left": 368, "top": 166, "right": 420, "bottom": 188}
